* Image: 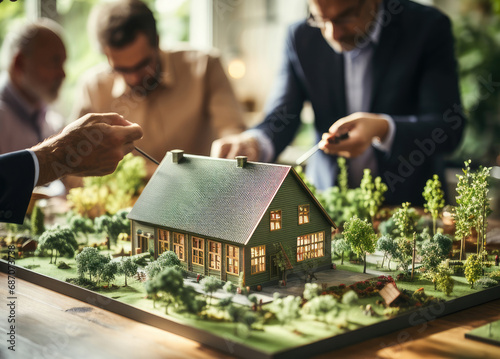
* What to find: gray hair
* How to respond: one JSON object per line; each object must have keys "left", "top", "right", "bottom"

{"left": 1, "top": 18, "right": 65, "bottom": 71}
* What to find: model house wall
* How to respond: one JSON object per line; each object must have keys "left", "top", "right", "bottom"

{"left": 128, "top": 151, "right": 336, "bottom": 287}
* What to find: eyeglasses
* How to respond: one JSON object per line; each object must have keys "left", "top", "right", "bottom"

{"left": 307, "top": 0, "right": 367, "bottom": 28}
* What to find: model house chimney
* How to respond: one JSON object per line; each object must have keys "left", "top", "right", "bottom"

{"left": 236, "top": 156, "right": 247, "bottom": 168}
{"left": 171, "top": 149, "right": 184, "bottom": 163}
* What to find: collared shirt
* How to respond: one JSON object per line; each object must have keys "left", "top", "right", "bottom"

{"left": 73, "top": 48, "right": 245, "bottom": 171}
{"left": 253, "top": 3, "right": 399, "bottom": 186}
{"left": 341, "top": 2, "right": 396, "bottom": 186}
{"left": 0, "top": 73, "right": 59, "bottom": 155}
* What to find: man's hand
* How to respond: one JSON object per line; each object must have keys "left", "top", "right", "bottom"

{"left": 319, "top": 112, "right": 389, "bottom": 158}
{"left": 211, "top": 133, "right": 260, "bottom": 161}
{"left": 31, "top": 113, "right": 143, "bottom": 185}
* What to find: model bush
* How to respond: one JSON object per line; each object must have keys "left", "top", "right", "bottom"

{"left": 302, "top": 295, "right": 338, "bottom": 323}
{"left": 269, "top": 293, "right": 301, "bottom": 326}
{"left": 341, "top": 290, "right": 359, "bottom": 306}
{"left": 434, "top": 263, "right": 455, "bottom": 296}
{"left": 303, "top": 283, "right": 322, "bottom": 301}
{"left": 67, "top": 153, "right": 146, "bottom": 216}
{"left": 145, "top": 250, "right": 182, "bottom": 279}
{"left": 464, "top": 254, "right": 483, "bottom": 288}
{"left": 475, "top": 277, "right": 498, "bottom": 288}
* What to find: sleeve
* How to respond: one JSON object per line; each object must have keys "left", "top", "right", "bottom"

{"left": 254, "top": 25, "right": 307, "bottom": 160}
{"left": 391, "top": 14, "right": 465, "bottom": 158}
{"left": 0, "top": 150, "right": 36, "bottom": 224}
{"left": 205, "top": 53, "right": 246, "bottom": 137}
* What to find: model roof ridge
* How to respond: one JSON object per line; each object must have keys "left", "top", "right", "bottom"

{"left": 161, "top": 150, "right": 294, "bottom": 170}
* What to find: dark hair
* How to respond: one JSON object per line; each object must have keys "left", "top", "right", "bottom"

{"left": 94, "top": 0, "right": 158, "bottom": 50}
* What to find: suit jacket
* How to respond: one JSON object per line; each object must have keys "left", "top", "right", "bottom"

{"left": 255, "top": 0, "right": 465, "bottom": 205}
{"left": 0, "top": 150, "right": 35, "bottom": 224}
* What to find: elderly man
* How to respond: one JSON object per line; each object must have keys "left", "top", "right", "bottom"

{"left": 0, "top": 18, "right": 66, "bottom": 154}
{"left": 212, "top": 0, "right": 465, "bottom": 205}
{"left": 73, "top": 0, "right": 245, "bottom": 174}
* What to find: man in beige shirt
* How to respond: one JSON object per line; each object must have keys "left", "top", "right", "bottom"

{"left": 73, "top": 0, "right": 245, "bottom": 174}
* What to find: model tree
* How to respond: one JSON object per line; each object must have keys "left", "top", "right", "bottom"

{"left": 200, "top": 276, "right": 223, "bottom": 306}
{"left": 421, "top": 233, "right": 453, "bottom": 273}
{"left": 359, "top": 169, "right": 388, "bottom": 223}
{"left": 393, "top": 202, "right": 419, "bottom": 279}
{"left": 119, "top": 257, "right": 138, "bottom": 286}
{"left": 69, "top": 214, "right": 94, "bottom": 245}
{"left": 376, "top": 235, "right": 398, "bottom": 270}
{"left": 147, "top": 266, "right": 185, "bottom": 314}
{"left": 342, "top": 216, "right": 376, "bottom": 273}
{"left": 37, "top": 226, "right": 78, "bottom": 264}
{"left": 422, "top": 174, "right": 445, "bottom": 235}
{"left": 30, "top": 205, "right": 45, "bottom": 237}
{"left": 76, "top": 247, "right": 109, "bottom": 283}
{"left": 454, "top": 160, "right": 492, "bottom": 259}
{"left": 273, "top": 242, "right": 293, "bottom": 285}
{"left": 95, "top": 211, "right": 130, "bottom": 250}
{"left": 464, "top": 253, "right": 483, "bottom": 289}
{"left": 145, "top": 250, "right": 182, "bottom": 279}
{"left": 333, "top": 236, "right": 351, "bottom": 265}
{"left": 100, "top": 261, "right": 119, "bottom": 287}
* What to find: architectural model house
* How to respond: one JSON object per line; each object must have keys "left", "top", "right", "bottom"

{"left": 128, "top": 150, "right": 337, "bottom": 287}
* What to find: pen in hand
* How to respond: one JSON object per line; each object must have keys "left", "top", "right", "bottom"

{"left": 134, "top": 146, "right": 160, "bottom": 165}
{"left": 295, "top": 132, "right": 349, "bottom": 166}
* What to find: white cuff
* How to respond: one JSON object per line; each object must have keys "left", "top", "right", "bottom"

{"left": 27, "top": 149, "right": 39, "bottom": 188}
{"left": 372, "top": 114, "right": 396, "bottom": 154}
{"left": 244, "top": 129, "right": 275, "bottom": 162}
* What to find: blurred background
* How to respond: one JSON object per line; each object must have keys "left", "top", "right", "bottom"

{"left": 2, "top": 0, "right": 500, "bottom": 198}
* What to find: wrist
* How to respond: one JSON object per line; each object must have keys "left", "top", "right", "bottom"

{"left": 30, "top": 134, "right": 66, "bottom": 186}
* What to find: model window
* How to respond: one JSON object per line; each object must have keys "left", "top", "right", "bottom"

{"left": 192, "top": 237, "right": 204, "bottom": 266}
{"left": 298, "top": 205, "right": 310, "bottom": 225}
{"left": 251, "top": 245, "right": 266, "bottom": 274}
{"left": 137, "top": 234, "right": 149, "bottom": 254}
{"left": 297, "top": 231, "right": 325, "bottom": 262}
{"left": 158, "top": 229, "right": 169, "bottom": 255}
{"left": 173, "top": 232, "right": 185, "bottom": 261}
{"left": 208, "top": 240, "right": 221, "bottom": 270}
{"left": 226, "top": 245, "right": 240, "bottom": 275}
{"left": 270, "top": 210, "right": 282, "bottom": 231}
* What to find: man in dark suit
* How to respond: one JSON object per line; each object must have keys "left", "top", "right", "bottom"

{"left": 0, "top": 113, "right": 143, "bottom": 224}
{"left": 212, "top": 0, "right": 465, "bottom": 205}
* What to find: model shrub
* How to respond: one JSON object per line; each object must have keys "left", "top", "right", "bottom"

{"left": 476, "top": 277, "right": 498, "bottom": 288}
{"left": 464, "top": 254, "right": 483, "bottom": 288}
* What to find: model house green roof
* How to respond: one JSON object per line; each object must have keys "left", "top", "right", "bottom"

{"left": 128, "top": 151, "right": 333, "bottom": 245}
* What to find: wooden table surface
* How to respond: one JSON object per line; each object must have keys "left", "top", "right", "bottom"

{"left": 1, "top": 272, "right": 500, "bottom": 359}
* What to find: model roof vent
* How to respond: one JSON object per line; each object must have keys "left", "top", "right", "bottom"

{"left": 171, "top": 149, "right": 184, "bottom": 164}
{"left": 236, "top": 156, "right": 247, "bottom": 168}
